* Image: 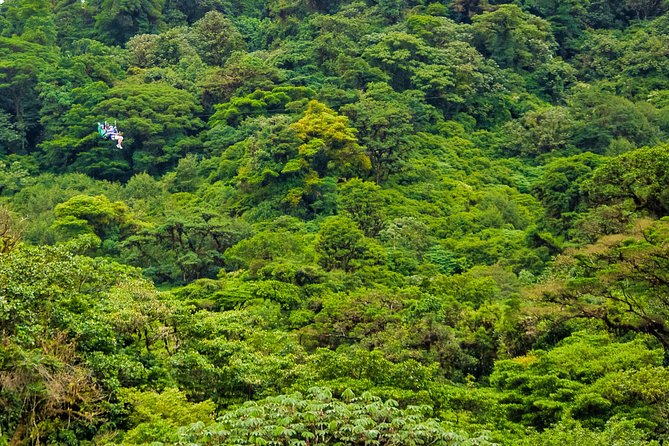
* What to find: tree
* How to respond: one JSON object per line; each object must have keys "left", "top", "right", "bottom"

{"left": 1, "top": 333, "right": 105, "bottom": 444}
{"left": 94, "top": 0, "right": 165, "bottom": 45}
{"left": 450, "top": 0, "right": 488, "bottom": 22}
{"left": 491, "top": 332, "right": 664, "bottom": 430}
{"left": 126, "top": 27, "right": 199, "bottom": 68}
{"left": 53, "top": 0, "right": 97, "bottom": 44}
{"left": 0, "top": 159, "right": 34, "bottom": 196}
{"left": 502, "top": 107, "right": 575, "bottom": 156}
{"left": 95, "top": 80, "right": 204, "bottom": 174}
{"left": 361, "top": 28, "right": 505, "bottom": 121}
{"left": 342, "top": 83, "right": 417, "bottom": 183}
{"left": 583, "top": 0, "right": 628, "bottom": 28}
{"left": 624, "top": 0, "right": 667, "bottom": 20}
{"left": 377, "top": 0, "right": 406, "bottom": 23}
{"left": 200, "top": 52, "right": 285, "bottom": 108}
{"left": 0, "top": 204, "right": 24, "bottom": 253}
{"left": 188, "top": 11, "right": 246, "bottom": 66}
{"left": 291, "top": 100, "right": 370, "bottom": 179}
{"left": 0, "top": 241, "right": 170, "bottom": 444}
{"left": 0, "top": 110, "right": 21, "bottom": 154}
{"left": 519, "top": 418, "right": 661, "bottom": 446}
{"left": 118, "top": 388, "right": 216, "bottom": 444}
{"left": 208, "top": 86, "right": 315, "bottom": 127}
{"left": 316, "top": 216, "right": 370, "bottom": 271}
{"left": 568, "top": 87, "right": 660, "bottom": 152}
{"left": 1, "top": 0, "right": 53, "bottom": 38}
{"left": 230, "top": 101, "right": 369, "bottom": 216}
{"left": 529, "top": 57, "right": 577, "bottom": 100}
{"left": 161, "top": 0, "right": 229, "bottom": 24}
{"left": 516, "top": 0, "right": 588, "bottom": 53}
{"left": 308, "top": 4, "right": 377, "bottom": 74}
{"left": 362, "top": 31, "right": 427, "bottom": 92}
{"left": 34, "top": 37, "right": 130, "bottom": 178}
{"left": 471, "top": 4, "right": 555, "bottom": 70}
{"left": 381, "top": 217, "right": 430, "bottom": 254}
{"left": 584, "top": 145, "right": 669, "bottom": 216}
{"left": 123, "top": 193, "right": 250, "bottom": 283}
{"left": 178, "top": 387, "right": 484, "bottom": 446}
{"left": 52, "top": 194, "right": 139, "bottom": 250}
{"left": 0, "top": 36, "right": 56, "bottom": 152}
{"left": 533, "top": 153, "right": 603, "bottom": 220}
{"left": 586, "top": 0, "right": 667, "bottom": 28}
{"left": 338, "top": 178, "right": 386, "bottom": 237}
{"left": 222, "top": 221, "right": 313, "bottom": 275}
{"left": 535, "top": 219, "right": 669, "bottom": 362}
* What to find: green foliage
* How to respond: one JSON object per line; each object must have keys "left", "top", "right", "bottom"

{"left": 537, "top": 218, "right": 669, "bottom": 362}
{"left": 532, "top": 152, "right": 604, "bottom": 237}
{"left": 342, "top": 82, "right": 418, "bottom": 183}
{"left": 223, "top": 221, "right": 314, "bottom": 275}
{"left": 94, "top": 0, "right": 165, "bottom": 45}
{"left": 117, "top": 388, "right": 215, "bottom": 444}
{"left": 0, "top": 204, "right": 24, "bottom": 253}
{"left": 516, "top": 418, "right": 661, "bottom": 446}
{"left": 122, "top": 193, "right": 251, "bottom": 283}
{"left": 189, "top": 10, "right": 246, "bottom": 66}
{"left": 502, "top": 107, "right": 575, "bottom": 156}
{"left": 567, "top": 86, "right": 661, "bottom": 152}
{"left": 490, "top": 332, "right": 663, "bottom": 430}
{"left": 361, "top": 26, "right": 504, "bottom": 122}
{"left": 0, "top": 36, "right": 57, "bottom": 152}
{"left": 209, "top": 86, "right": 315, "bottom": 126}
{"left": 471, "top": 5, "right": 555, "bottom": 70}
{"left": 126, "top": 28, "right": 198, "bottom": 69}
{"left": 96, "top": 80, "right": 204, "bottom": 174}
{"left": 584, "top": 144, "right": 669, "bottom": 216}
{"left": 338, "top": 178, "right": 387, "bottom": 236}
{"left": 515, "top": 0, "right": 588, "bottom": 51}
{"left": 533, "top": 153, "right": 603, "bottom": 220}
{"left": 229, "top": 100, "right": 369, "bottom": 216}
{"left": 206, "top": 55, "right": 284, "bottom": 107}
{"left": 178, "top": 387, "right": 488, "bottom": 446}
{"left": 4, "top": 1, "right": 669, "bottom": 444}
{"left": 574, "top": 18, "right": 669, "bottom": 95}
{"left": 0, "top": 241, "right": 165, "bottom": 443}
{"left": 316, "top": 216, "right": 376, "bottom": 271}
{"left": 291, "top": 100, "right": 370, "bottom": 178}
{"left": 53, "top": 194, "right": 136, "bottom": 240}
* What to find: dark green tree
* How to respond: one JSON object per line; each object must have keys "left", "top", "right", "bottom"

{"left": 568, "top": 87, "right": 660, "bottom": 152}
{"left": 338, "top": 178, "right": 387, "bottom": 237}
{"left": 584, "top": 145, "right": 669, "bottom": 216}
{"left": 342, "top": 83, "right": 417, "bottom": 183}
{"left": 533, "top": 152, "right": 603, "bottom": 220}
{"left": 0, "top": 37, "right": 56, "bottom": 152}
{"left": 188, "top": 11, "right": 246, "bottom": 66}
{"left": 94, "top": 0, "right": 165, "bottom": 45}
{"left": 95, "top": 80, "right": 204, "bottom": 174}
{"left": 471, "top": 4, "right": 555, "bottom": 70}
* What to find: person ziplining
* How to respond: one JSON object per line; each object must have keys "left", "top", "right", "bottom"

{"left": 97, "top": 122, "right": 124, "bottom": 149}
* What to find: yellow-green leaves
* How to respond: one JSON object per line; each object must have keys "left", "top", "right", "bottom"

{"left": 292, "top": 100, "right": 370, "bottom": 177}
{"left": 53, "top": 194, "right": 137, "bottom": 240}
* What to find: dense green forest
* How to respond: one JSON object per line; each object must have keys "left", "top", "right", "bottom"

{"left": 2, "top": 0, "right": 669, "bottom": 444}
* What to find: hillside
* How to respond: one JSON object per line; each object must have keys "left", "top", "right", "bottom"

{"left": 1, "top": 0, "right": 669, "bottom": 444}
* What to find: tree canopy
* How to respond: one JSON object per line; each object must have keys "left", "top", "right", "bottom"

{"left": 2, "top": 0, "right": 669, "bottom": 444}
